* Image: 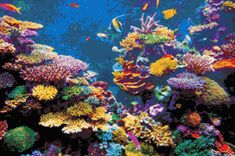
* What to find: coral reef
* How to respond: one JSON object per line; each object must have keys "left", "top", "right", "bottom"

{"left": 0, "top": 120, "right": 8, "bottom": 140}
{"left": 32, "top": 85, "right": 58, "bottom": 101}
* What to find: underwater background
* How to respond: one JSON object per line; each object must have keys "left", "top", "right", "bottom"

{"left": 0, "top": 0, "right": 235, "bottom": 155}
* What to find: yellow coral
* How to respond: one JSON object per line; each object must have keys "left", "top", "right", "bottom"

{"left": 91, "top": 106, "right": 112, "bottom": 121}
{"left": 39, "top": 112, "right": 68, "bottom": 127}
{"left": 120, "top": 32, "right": 143, "bottom": 51}
{"left": 154, "top": 27, "right": 175, "bottom": 40}
{"left": 67, "top": 102, "right": 93, "bottom": 117}
{"left": 150, "top": 55, "right": 178, "bottom": 77}
{"left": 32, "top": 85, "right": 58, "bottom": 101}
{"left": 112, "top": 128, "right": 128, "bottom": 144}
{"left": 62, "top": 119, "right": 91, "bottom": 134}
{"left": 223, "top": 1, "right": 235, "bottom": 10}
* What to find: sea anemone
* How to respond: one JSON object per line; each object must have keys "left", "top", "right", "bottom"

{"left": 32, "top": 85, "right": 58, "bottom": 101}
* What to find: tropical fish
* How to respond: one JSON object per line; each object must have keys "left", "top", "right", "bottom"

{"left": 111, "top": 14, "right": 130, "bottom": 33}
{"left": 142, "top": 2, "right": 149, "bottom": 11}
{"left": 70, "top": 3, "right": 79, "bottom": 8}
{"left": 156, "top": 0, "right": 160, "bottom": 8}
{"left": 127, "top": 131, "right": 141, "bottom": 150}
{"left": 86, "top": 36, "right": 91, "bottom": 41}
{"left": 0, "top": 3, "right": 21, "bottom": 14}
{"left": 162, "top": 8, "right": 177, "bottom": 20}
{"left": 97, "top": 33, "right": 108, "bottom": 38}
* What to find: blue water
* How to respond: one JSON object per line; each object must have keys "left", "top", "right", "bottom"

{"left": 0, "top": 0, "right": 234, "bottom": 103}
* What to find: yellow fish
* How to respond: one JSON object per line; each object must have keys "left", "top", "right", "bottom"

{"left": 111, "top": 14, "right": 130, "bottom": 33}
{"left": 162, "top": 8, "right": 177, "bottom": 20}
{"left": 156, "top": 0, "right": 160, "bottom": 8}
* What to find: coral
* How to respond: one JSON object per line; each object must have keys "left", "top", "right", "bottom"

{"left": 61, "top": 85, "right": 83, "bottom": 100}
{"left": 188, "top": 22, "right": 218, "bottom": 34}
{"left": 148, "top": 103, "right": 165, "bottom": 116}
{"left": 39, "top": 112, "right": 68, "bottom": 128}
{"left": 112, "top": 128, "right": 128, "bottom": 144}
{"left": 32, "top": 85, "right": 58, "bottom": 101}
{"left": 154, "top": 85, "right": 172, "bottom": 101}
{"left": 0, "top": 40, "right": 15, "bottom": 55}
{"left": 213, "top": 58, "right": 235, "bottom": 69}
{"left": 196, "top": 77, "right": 231, "bottom": 106}
{"left": 8, "top": 85, "right": 27, "bottom": 99}
{"left": 4, "top": 126, "right": 36, "bottom": 152}
{"left": 107, "top": 142, "right": 123, "bottom": 156}
{"left": 66, "top": 102, "right": 93, "bottom": 117}
{"left": 223, "top": 1, "right": 235, "bottom": 11}
{"left": 140, "top": 33, "right": 170, "bottom": 45}
{"left": 88, "top": 142, "right": 107, "bottom": 156}
{"left": 185, "top": 112, "right": 201, "bottom": 127}
{"left": 167, "top": 72, "right": 205, "bottom": 90}
{"left": 20, "top": 64, "right": 72, "bottom": 82}
{"left": 0, "top": 120, "right": 8, "bottom": 140}
{"left": 120, "top": 32, "right": 143, "bottom": 51}
{"left": 0, "top": 96, "right": 28, "bottom": 113}
{"left": 2, "top": 62, "right": 23, "bottom": 71}
{"left": 183, "top": 53, "right": 215, "bottom": 75}
{"left": 131, "top": 13, "right": 159, "bottom": 34}
{"left": 150, "top": 54, "right": 178, "bottom": 77}
{"left": 174, "top": 137, "right": 214, "bottom": 156}
{"left": 125, "top": 142, "right": 159, "bottom": 156}
{"left": 0, "top": 72, "right": 15, "bottom": 89}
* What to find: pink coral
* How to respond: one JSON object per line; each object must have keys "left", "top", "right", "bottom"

{"left": 0, "top": 120, "right": 8, "bottom": 140}
{"left": 184, "top": 53, "right": 215, "bottom": 75}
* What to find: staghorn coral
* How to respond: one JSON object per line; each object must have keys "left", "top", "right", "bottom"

{"left": 2, "top": 62, "right": 23, "bottom": 71}
{"left": 167, "top": 72, "right": 205, "bottom": 90}
{"left": 183, "top": 53, "right": 215, "bottom": 75}
{"left": 185, "top": 112, "right": 201, "bottom": 127}
{"left": 32, "top": 85, "right": 58, "bottom": 101}
{"left": 150, "top": 54, "right": 178, "bottom": 77}
{"left": 0, "top": 72, "right": 15, "bottom": 89}
{"left": 120, "top": 32, "right": 143, "bottom": 51}
{"left": 0, "top": 96, "right": 28, "bottom": 113}
{"left": 213, "top": 58, "right": 235, "bottom": 69}
{"left": 0, "top": 120, "right": 8, "bottom": 140}
{"left": 131, "top": 13, "right": 159, "bottom": 34}
{"left": 112, "top": 127, "right": 128, "bottom": 144}
{"left": 4, "top": 126, "right": 37, "bottom": 152}
{"left": 188, "top": 22, "right": 218, "bottom": 34}
{"left": 196, "top": 77, "right": 231, "bottom": 106}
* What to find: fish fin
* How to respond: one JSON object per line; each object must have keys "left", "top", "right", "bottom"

{"left": 17, "top": 7, "right": 22, "bottom": 14}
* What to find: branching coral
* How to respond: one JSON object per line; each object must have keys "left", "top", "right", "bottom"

{"left": 0, "top": 72, "right": 15, "bottom": 89}
{"left": 67, "top": 102, "right": 93, "bottom": 117}
{"left": 4, "top": 126, "right": 37, "bottom": 152}
{"left": 32, "top": 85, "right": 58, "bottom": 101}
{"left": 183, "top": 53, "right": 215, "bottom": 75}
{"left": 120, "top": 32, "right": 143, "bottom": 51}
{"left": 0, "top": 40, "right": 15, "bottom": 55}
{"left": 61, "top": 85, "right": 83, "bottom": 100}
{"left": 8, "top": 85, "right": 27, "bottom": 99}
{"left": 150, "top": 54, "right": 178, "bottom": 77}
{"left": 0, "top": 120, "right": 8, "bottom": 140}
{"left": 188, "top": 22, "right": 218, "bottom": 34}
{"left": 196, "top": 77, "right": 231, "bottom": 106}
{"left": 223, "top": 1, "right": 235, "bottom": 11}
{"left": 112, "top": 127, "right": 128, "bottom": 144}
{"left": 167, "top": 72, "right": 205, "bottom": 90}
{"left": 131, "top": 13, "right": 159, "bottom": 34}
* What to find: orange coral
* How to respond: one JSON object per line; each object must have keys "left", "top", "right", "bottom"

{"left": 213, "top": 58, "right": 235, "bottom": 69}
{"left": 186, "top": 112, "right": 201, "bottom": 127}
{"left": 120, "top": 32, "right": 143, "bottom": 51}
{"left": 154, "top": 27, "right": 176, "bottom": 40}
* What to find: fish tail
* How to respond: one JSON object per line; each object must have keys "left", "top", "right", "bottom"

{"left": 17, "top": 7, "right": 22, "bottom": 14}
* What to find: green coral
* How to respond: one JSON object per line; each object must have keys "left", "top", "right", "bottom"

{"left": 125, "top": 142, "right": 159, "bottom": 156}
{"left": 61, "top": 85, "right": 83, "bottom": 100}
{"left": 174, "top": 137, "right": 214, "bottom": 156}
{"left": 4, "top": 126, "right": 37, "bottom": 152}
{"left": 8, "top": 85, "right": 27, "bottom": 99}
{"left": 140, "top": 34, "right": 169, "bottom": 45}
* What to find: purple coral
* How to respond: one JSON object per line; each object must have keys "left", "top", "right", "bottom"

{"left": 167, "top": 72, "right": 205, "bottom": 90}
{"left": 131, "top": 13, "right": 159, "bottom": 34}
{"left": 183, "top": 53, "right": 215, "bottom": 75}
{"left": 0, "top": 72, "right": 15, "bottom": 89}
{"left": 148, "top": 103, "right": 165, "bottom": 116}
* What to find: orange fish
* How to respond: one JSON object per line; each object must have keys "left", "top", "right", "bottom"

{"left": 70, "top": 3, "right": 79, "bottom": 8}
{"left": 142, "top": 2, "right": 149, "bottom": 11}
{"left": 0, "top": 3, "right": 21, "bottom": 14}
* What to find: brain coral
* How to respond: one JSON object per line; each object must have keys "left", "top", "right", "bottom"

{"left": 196, "top": 77, "right": 231, "bottom": 106}
{"left": 32, "top": 85, "right": 58, "bottom": 101}
{"left": 4, "top": 126, "right": 36, "bottom": 152}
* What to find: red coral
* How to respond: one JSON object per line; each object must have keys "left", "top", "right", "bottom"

{"left": 0, "top": 120, "right": 8, "bottom": 140}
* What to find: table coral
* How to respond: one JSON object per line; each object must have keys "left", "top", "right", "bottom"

{"left": 32, "top": 85, "right": 58, "bottom": 101}
{"left": 0, "top": 40, "right": 15, "bottom": 55}
{"left": 120, "top": 32, "right": 143, "bottom": 51}
{"left": 150, "top": 54, "right": 178, "bottom": 77}
{"left": 4, "top": 126, "right": 36, "bottom": 152}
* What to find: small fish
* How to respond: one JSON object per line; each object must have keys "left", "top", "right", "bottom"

{"left": 127, "top": 131, "right": 141, "bottom": 150}
{"left": 70, "top": 3, "right": 79, "bottom": 8}
{"left": 0, "top": 3, "right": 21, "bottom": 14}
{"left": 142, "top": 2, "right": 149, "bottom": 12}
{"left": 156, "top": 0, "right": 160, "bottom": 8}
{"left": 162, "top": 8, "right": 177, "bottom": 20}
{"left": 86, "top": 36, "right": 91, "bottom": 41}
{"left": 131, "top": 101, "right": 138, "bottom": 106}
{"left": 111, "top": 14, "right": 130, "bottom": 33}
{"left": 97, "top": 33, "right": 108, "bottom": 38}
